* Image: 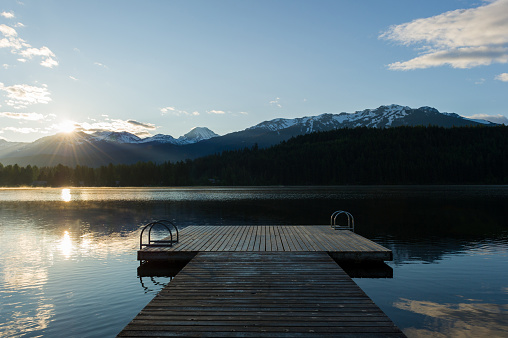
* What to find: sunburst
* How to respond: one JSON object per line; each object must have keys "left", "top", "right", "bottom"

{"left": 57, "top": 120, "right": 77, "bottom": 134}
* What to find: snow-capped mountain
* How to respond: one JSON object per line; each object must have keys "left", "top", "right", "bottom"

{"left": 90, "top": 131, "right": 142, "bottom": 143}
{"left": 0, "top": 104, "right": 500, "bottom": 167}
{"left": 176, "top": 127, "right": 219, "bottom": 145}
{"left": 140, "top": 134, "right": 178, "bottom": 144}
{"left": 89, "top": 127, "right": 218, "bottom": 145}
{"left": 248, "top": 104, "right": 496, "bottom": 134}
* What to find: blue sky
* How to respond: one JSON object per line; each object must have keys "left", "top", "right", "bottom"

{"left": 1, "top": 0, "right": 508, "bottom": 142}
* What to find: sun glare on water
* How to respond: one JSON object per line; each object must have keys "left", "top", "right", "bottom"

{"left": 61, "top": 188, "right": 71, "bottom": 202}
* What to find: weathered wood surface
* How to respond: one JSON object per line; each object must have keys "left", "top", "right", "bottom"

{"left": 119, "top": 252, "right": 405, "bottom": 337}
{"left": 138, "top": 226, "right": 392, "bottom": 262}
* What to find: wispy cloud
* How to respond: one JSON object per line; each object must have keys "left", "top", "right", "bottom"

{"left": 495, "top": 73, "right": 508, "bottom": 82}
{"left": 0, "top": 111, "right": 45, "bottom": 120}
{"left": 0, "top": 23, "right": 58, "bottom": 68}
{"left": 94, "top": 62, "right": 108, "bottom": 68}
{"left": 464, "top": 113, "right": 508, "bottom": 125}
{"left": 0, "top": 83, "right": 51, "bottom": 108}
{"left": 160, "top": 106, "right": 200, "bottom": 116}
{"left": 69, "top": 76, "right": 78, "bottom": 81}
{"left": 1, "top": 11, "right": 15, "bottom": 19}
{"left": 380, "top": 0, "right": 508, "bottom": 70}
{"left": 72, "top": 118, "right": 158, "bottom": 137}
{"left": 269, "top": 97, "right": 282, "bottom": 108}
{"left": 207, "top": 110, "right": 226, "bottom": 115}
{"left": 126, "top": 119, "right": 156, "bottom": 129}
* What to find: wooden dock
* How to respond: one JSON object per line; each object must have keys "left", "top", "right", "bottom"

{"left": 118, "top": 252, "right": 405, "bottom": 337}
{"left": 138, "top": 225, "right": 392, "bottom": 262}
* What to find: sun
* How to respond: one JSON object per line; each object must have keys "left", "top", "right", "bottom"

{"left": 57, "top": 120, "right": 77, "bottom": 133}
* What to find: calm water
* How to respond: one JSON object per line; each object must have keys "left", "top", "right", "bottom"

{"left": 0, "top": 186, "right": 507, "bottom": 337}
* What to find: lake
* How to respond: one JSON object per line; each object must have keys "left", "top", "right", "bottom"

{"left": 0, "top": 186, "right": 507, "bottom": 337}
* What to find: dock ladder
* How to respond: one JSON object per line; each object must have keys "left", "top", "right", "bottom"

{"left": 140, "top": 219, "right": 179, "bottom": 249}
{"left": 330, "top": 210, "right": 355, "bottom": 232}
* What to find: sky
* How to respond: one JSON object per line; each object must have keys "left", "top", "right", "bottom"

{"left": 1, "top": 0, "right": 508, "bottom": 143}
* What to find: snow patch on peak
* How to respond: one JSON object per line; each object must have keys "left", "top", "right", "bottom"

{"left": 91, "top": 131, "right": 142, "bottom": 144}
{"left": 177, "top": 127, "right": 219, "bottom": 144}
{"left": 141, "top": 134, "right": 178, "bottom": 144}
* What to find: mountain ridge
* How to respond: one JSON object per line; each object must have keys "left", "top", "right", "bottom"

{"left": 0, "top": 104, "right": 499, "bottom": 167}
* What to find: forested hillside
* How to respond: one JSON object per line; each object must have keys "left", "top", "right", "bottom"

{"left": 1, "top": 126, "right": 506, "bottom": 186}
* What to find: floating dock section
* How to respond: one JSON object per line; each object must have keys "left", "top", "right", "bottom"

{"left": 137, "top": 225, "right": 392, "bottom": 263}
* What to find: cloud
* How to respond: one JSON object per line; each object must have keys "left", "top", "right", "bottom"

{"left": 0, "top": 112, "right": 45, "bottom": 120}
{"left": 69, "top": 76, "right": 78, "bottom": 81}
{"left": 495, "top": 73, "right": 508, "bottom": 81}
{"left": 2, "top": 126, "right": 40, "bottom": 134}
{"left": 464, "top": 113, "right": 508, "bottom": 125}
{"left": 207, "top": 110, "right": 226, "bottom": 115}
{"left": 73, "top": 118, "right": 159, "bottom": 137}
{"left": 0, "top": 24, "right": 58, "bottom": 68}
{"left": 0, "top": 83, "right": 51, "bottom": 108}
{"left": 127, "top": 119, "right": 156, "bottom": 129}
{"left": 161, "top": 106, "right": 200, "bottom": 116}
{"left": 40, "top": 57, "right": 58, "bottom": 68}
{"left": 387, "top": 46, "right": 508, "bottom": 70}
{"left": 94, "top": 62, "right": 108, "bottom": 68}
{"left": 0, "top": 24, "right": 18, "bottom": 37}
{"left": 381, "top": 0, "right": 508, "bottom": 70}
{"left": 1, "top": 11, "right": 15, "bottom": 19}
{"left": 269, "top": 97, "right": 282, "bottom": 108}
{"left": 160, "top": 106, "right": 175, "bottom": 114}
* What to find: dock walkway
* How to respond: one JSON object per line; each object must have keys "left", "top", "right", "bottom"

{"left": 118, "top": 251, "right": 405, "bottom": 337}
{"left": 138, "top": 225, "right": 392, "bottom": 262}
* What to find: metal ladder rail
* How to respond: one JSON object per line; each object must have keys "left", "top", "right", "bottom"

{"left": 140, "top": 219, "right": 179, "bottom": 249}
{"left": 330, "top": 210, "right": 355, "bottom": 232}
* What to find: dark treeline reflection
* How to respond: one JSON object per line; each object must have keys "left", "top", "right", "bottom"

{"left": 1, "top": 126, "right": 507, "bottom": 186}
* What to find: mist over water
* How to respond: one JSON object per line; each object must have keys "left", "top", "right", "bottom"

{"left": 0, "top": 186, "right": 507, "bottom": 337}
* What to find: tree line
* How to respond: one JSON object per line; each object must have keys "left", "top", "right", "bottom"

{"left": 1, "top": 125, "right": 506, "bottom": 187}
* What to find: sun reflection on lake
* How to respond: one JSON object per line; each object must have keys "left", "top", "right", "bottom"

{"left": 59, "top": 231, "right": 73, "bottom": 258}
{"left": 61, "top": 189, "right": 71, "bottom": 202}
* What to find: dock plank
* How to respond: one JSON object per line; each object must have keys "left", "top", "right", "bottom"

{"left": 118, "top": 252, "right": 404, "bottom": 337}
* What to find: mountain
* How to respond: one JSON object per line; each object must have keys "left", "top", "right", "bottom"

{"left": 176, "top": 127, "right": 219, "bottom": 144}
{"left": 140, "top": 134, "right": 178, "bottom": 144}
{"left": 0, "top": 105, "right": 499, "bottom": 167}
{"left": 248, "top": 105, "right": 495, "bottom": 133}
{"left": 90, "top": 131, "right": 142, "bottom": 143}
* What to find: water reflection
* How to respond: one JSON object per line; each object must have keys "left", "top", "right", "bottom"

{"left": 59, "top": 231, "right": 73, "bottom": 258}
{"left": 0, "top": 201, "right": 150, "bottom": 337}
{"left": 61, "top": 188, "right": 71, "bottom": 202}
{"left": 394, "top": 298, "right": 508, "bottom": 337}
{"left": 0, "top": 300, "right": 54, "bottom": 338}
